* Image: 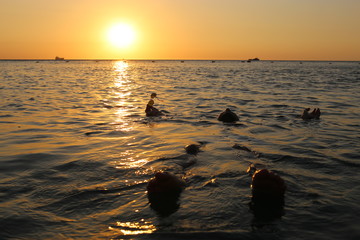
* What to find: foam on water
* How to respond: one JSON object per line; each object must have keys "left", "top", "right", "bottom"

{"left": 0, "top": 60, "right": 359, "bottom": 239}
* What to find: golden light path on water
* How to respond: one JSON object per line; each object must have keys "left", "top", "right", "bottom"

{"left": 112, "top": 60, "right": 133, "bottom": 133}
{"left": 110, "top": 61, "right": 149, "bottom": 169}
{"left": 107, "top": 62, "right": 157, "bottom": 235}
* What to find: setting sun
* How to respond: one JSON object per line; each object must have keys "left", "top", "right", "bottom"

{"left": 0, "top": 1, "right": 359, "bottom": 60}
{"left": 107, "top": 23, "right": 136, "bottom": 49}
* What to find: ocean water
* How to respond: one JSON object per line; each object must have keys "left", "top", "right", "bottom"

{"left": 0, "top": 60, "right": 359, "bottom": 240}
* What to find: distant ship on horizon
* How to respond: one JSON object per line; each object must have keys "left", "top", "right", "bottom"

{"left": 55, "top": 56, "right": 64, "bottom": 61}
{"left": 247, "top": 57, "right": 260, "bottom": 62}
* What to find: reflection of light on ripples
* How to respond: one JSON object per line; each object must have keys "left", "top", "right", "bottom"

{"left": 114, "top": 150, "right": 148, "bottom": 169}
{"left": 113, "top": 61, "right": 128, "bottom": 72}
{"left": 113, "top": 61, "right": 130, "bottom": 87}
{"left": 109, "top": 61, "right": 149, "bottom": 169}
{"left": 111, "top": 61, "right": 134, "bottom": 132}
{"left": 115, "top": 157, "right": 148, "bottom": 169}
{"left": 113, "top": 108, "right": 133, "bottom": 132}
{"left": 109, "top": 220, "right": 156, "bottom": 235}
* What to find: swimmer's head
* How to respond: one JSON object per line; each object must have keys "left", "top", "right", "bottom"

{"left": 151, "top": 93, "right": 157, "bottom": 98}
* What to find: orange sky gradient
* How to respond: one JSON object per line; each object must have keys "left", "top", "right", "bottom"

{"left": 0, "top": 0, "right": 359, "bottom": 60}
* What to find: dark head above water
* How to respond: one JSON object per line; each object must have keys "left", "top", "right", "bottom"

{"left": 147, "top": 171, "right": 186, "bottom": 194}
{"left": 301, "top": 107, "right": 321, "bottom": 120}
{"left": 218, "top": 108, "right": 239, "bottom": 122}
{"left": 184, "top": 144, "right": 201, "bottom": 155}
{"left": 249, "top": 168, "right": 286, "bottom": 219}
{"left": 251, "top": 169, "right": 286, "bottom": 205}
{"left": 147, "top": 171, "right": 186, "bottom": 216}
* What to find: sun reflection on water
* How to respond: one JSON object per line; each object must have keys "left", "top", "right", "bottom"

{"left": 109, "top": 61, "right": 135, "bottom": 132}
{"left": 109, "top": 220, "right": 156, "bottom": 235}
{"left": 112, "top": 60, "right": 131, "bottom": 91}
{"left": 113, "top": 60, "right": 129, "bottom": 72}
{"left": 113, "top": 150, "right": 148, "bottom": 169}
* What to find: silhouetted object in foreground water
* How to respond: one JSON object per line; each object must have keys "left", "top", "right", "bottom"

{"left": 217, "top": 108, "right": 239, "bottom": 122}
{"left": 145, "top": 93, "right": 163, "bottom": 117}
{"left": 248, "top": 167, "right": 286, "bottom": 220}
{"left": 147, "top": 171, "right": 186, "bottom": 216}
{"left": 301, "top": 108, "right": 321, "bottom": 120}
{"left": 184, "top": 143, "right": 202, "bottom": 155}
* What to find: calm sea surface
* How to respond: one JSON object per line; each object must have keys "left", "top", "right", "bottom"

{"left": 0, "top": 60, "right": 359, "bottom": 239}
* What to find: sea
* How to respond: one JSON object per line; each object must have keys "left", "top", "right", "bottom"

{"left": 0, "top": 60, "right": 359, "bottom": 240}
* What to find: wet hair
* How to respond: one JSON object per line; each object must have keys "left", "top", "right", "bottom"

{"left": 151, "top": 93, "right": 157, "bottom": 98}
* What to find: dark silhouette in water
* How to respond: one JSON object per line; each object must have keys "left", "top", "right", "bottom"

{"left": 146, "top": 143, "right": 205, "bottom": 216}
{"left": 145, "top": 93, "right": 163, "bottom": 117}
{"left": 217, "top": 108, "right": 239, "bottom": 122}
{"left": 247, "top": 166, "right": 286, "bottom": 220}
{"left": 184, "top": 143, "right": 202, "bottom": 155}
{"left": 146, "top": 171, "right": 186, "bottom": 216}
{"left": 301, "top": 108, "right": 321, "bottom": 120}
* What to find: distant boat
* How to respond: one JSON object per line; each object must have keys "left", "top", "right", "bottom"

{"left": 247, "top": 58, "right": 260, "bottom": 62}
{"left": 55, "top": 56, "right": 64, "bottom": 61}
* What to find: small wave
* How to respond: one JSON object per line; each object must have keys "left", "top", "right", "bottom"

{"left": 105, "top": 130, "right": 127, "bottom": 136}
{"left": 0, "top": 215, "right": 48, "bottom": 239}
{"left": 268, "top": 124, "right": 290, "bottom": 130}
{"left": 84, "top": 131, "right": 104, "bottom": 136}
{"left": 205, "top": 74, "right": 220, "bottom": 78}
{"left": 0, "top": 114, "right": 13, "bottom": 118}
{"left": 53, "top": 159, "right": 107, "bottom": 172}
{"left": 270, "top": 104, "right": 290, "bottom": 108}
{"left": 249, "top": 127, "right": 275, "bottom": 134}
{"left": 0, "top": 120, "right": 15, "bottom": 123}
{"left": 7, "top": 103, "right": 23, "bottom": 107}
{"left": 335, "top": 154, "right": 360, "bottom": 168}
{"left": 0, "top": 153, "right": 65, "bottom": 172}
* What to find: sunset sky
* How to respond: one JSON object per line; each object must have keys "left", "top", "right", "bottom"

{"left": 1, "top": 0, "right": 359, "bottom": 60}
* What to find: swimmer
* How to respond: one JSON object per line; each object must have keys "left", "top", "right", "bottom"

{"left": 248, "top": 167, "right": 286, "bottom": 219}
{"left": 145, "top": 93, "right": 163, "bottom": 117}
{"left": 251, "top": 168, "right": 286, "bottom": 205}
{"left": 147, "top": 171, "right": 186, "bottom": 194}
{"left": 301, "top": 108, "right": 321, "bottom": 120}
{"left": 217, "top": 108, "right": 239, "bottom": 122}
{"left": 146, "top": 171, "right": 186, "bottom": 216}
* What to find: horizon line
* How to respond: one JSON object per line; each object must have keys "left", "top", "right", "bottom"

{"left": 0, "top": 58, "right": 359, "bottom": 62}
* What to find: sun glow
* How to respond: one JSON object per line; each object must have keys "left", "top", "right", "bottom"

{"left": 107, "top": 23, "right": 136, "bottom": 48}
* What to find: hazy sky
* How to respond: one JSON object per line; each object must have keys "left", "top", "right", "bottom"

{"left": 1, "top": 0, "right": 359, "bottom": 60}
